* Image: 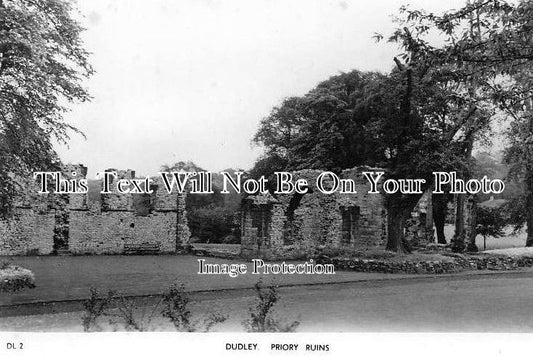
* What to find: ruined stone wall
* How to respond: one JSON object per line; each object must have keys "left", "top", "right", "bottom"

{"left": 0, "top": 165, "right": 190, "bottom": 255}
{"left": 0, "top": 171, "right": 55, "bottom": 255}
{"left": 241, "top": 167, "right": 386, "bottom": 260}
{"left": 0, "top": 208, "right": 55, "bottom": 255}
{"left": 405, "top": 190, "right": 434, "bottom": 247}
{"left": 68, "top": 210, "right": 179, "bottom": 254}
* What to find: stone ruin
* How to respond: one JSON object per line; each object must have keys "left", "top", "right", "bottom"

{"left": 0, "top": 164, "right": 190, "bottom": 255}
{"left": 404, "top": 191, "right": 433, "bottom": 247}
{"left": 404, "top": 191, "right": 478, "bottom": 249}
{"left": 240, "top": 167, "right": 387, "bottom": 259}
{"left": 240, "top": 166, "right": 479, "bottom": 259}
{"left": 0, "top": 163, "right": 477, "bottom": 258}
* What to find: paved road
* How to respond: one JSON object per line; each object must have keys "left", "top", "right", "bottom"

{"left": 2, "top": 271, "right": 533, "bottom": 332}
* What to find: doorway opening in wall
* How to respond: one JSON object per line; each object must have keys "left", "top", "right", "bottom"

{"left": 53, "top": 195, "right": 69, "bottom": 254}
{"left": 341, "top": 206, "right": 360, "bottom": 244}
{"left": 283, "top": 193, "right": 305, "bottom": 245}
{"left": 250, "top": 205, "right": 271, "bottom": 248}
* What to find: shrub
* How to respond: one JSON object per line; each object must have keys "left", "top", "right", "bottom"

{"left": 82, "top": 283, "right": 228, "bottom": 332}
{"left": 161, "top": 283, "right": 194, "bottom": 331}
{"left": 242, "top": 281, "right": 299, "bottom": 332}
{"left": 111, "top": 295, "right": 156, "bottom": 331}
{"left": 82, "top": 287, "right": 169, "bottom": 332}
{"left": 476, "top": 206, "right": 506, "bottom": 239}
{"left": 0, "top": 265, "right": 35, "bottom": 293}
{"left": 161, "top": 282, "right": 228, "bottom": 332}
{"left": 476, "top": 205, "right": 506, "bottom": 250}
{"left": 81, "top": 288, "right": 115, "bottom": 332}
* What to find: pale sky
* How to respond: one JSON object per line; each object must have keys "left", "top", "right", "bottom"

{"left": 56, "top": 0, "right": 467, "bottom": 178}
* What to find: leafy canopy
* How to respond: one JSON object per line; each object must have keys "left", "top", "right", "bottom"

{"left": 0, "top": 0, "right": 93, "bottom": 213}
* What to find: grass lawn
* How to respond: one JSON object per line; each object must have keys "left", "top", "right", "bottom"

{"left": 441, "top": 224, "right": 527, "bottom": 250}
{"left": 0, "top": 225, "right": 527, "bottom": 309}
{"left": 0, "top": 254, "right": 418, "bottom": 308}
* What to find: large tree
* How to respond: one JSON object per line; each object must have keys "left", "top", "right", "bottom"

{"left": 253, "top": 0, "right": 533, "bottom": 253}
{"left": 253, "top": 67, "right": 474, "bottom": 252}
{"left": 0, "top": 0, "right": 92, "bottom": 214}
{"left": 504, "top": 100, "right": 533, "bottom": 246}
{"left": 389, "top": 0, "right": 533, "bottom": 247}
{"left": 253, "top": 1, "right": 518, "bottom": 252}
{"left": 252, "top": 71, "right": 388, "bottom": 176}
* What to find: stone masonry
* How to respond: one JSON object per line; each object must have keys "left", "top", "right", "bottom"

{"left": 240, "top": 167, "right": 386, "bottom": 260}
{"left": 0, "top": 164, "right": 190, "bottom": 255}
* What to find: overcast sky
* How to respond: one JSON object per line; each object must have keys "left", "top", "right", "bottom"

{"left": 56, "top": 0, "right": 467, "bottom": 178}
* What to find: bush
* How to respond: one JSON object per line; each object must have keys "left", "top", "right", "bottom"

{"left": 476, "top": 206, "right": 506, "bottom": 239}
{"left": 82, "top": 283, "right": 228, "bottom": 332}
{"left": 0, "top": 264, "right": 35, "bottom": 292}
{"left": 161, "top": 282, "right": 227, "bottom": 332}
{"left": 82, "top": 288, "right": 115, "bottom": 332}
{"left": 83, "top": 288, "right": 162, "bottom": 332}
{"left": 242, "top": 281, "right": 299, "bottom": 332}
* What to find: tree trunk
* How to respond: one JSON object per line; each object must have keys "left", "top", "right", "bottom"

{"left": 385, "top": 195, "right": 420, "bottom": 253}
{"left": 386, "top": 210, "right": 401, "bottom": 251}
{"left": 452, "top": 135, "right": 474, "bottom": 253}
{"left": 527, "top": 209, "right": 533, "bottom": 247}
{"left": 466, "top": 195, "right": 478, "bottom": 252}
{"left": 432, "top": 193, "right": 447, "bottom": 244}
{"left": 386, "top": 209, "right": 409, "bottom": 253}
{"left": 451, "top": 188, "right": 466, "bottom": 252}
{"left": 526, "top": 163, "right": 533, "bottom": 247}
{"left": 425, "top": 190, "right": 434, "bottom": 244}
{"left": 526, "top": 111, "right": 533, "bottom": 247}
{"left": 385, "top": 57, "right": 419, "bottom": 253}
